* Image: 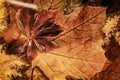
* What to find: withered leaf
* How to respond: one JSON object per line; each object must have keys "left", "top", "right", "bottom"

{"left": 104, "top": 37, "right": 120, "bottom": 61}
{"left": 30, "top": 6, "right": 109, "bottom": 80}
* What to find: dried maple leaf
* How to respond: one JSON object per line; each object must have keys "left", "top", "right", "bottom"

{"left": 30, "top": 6, "right": 108, "bottom": 80}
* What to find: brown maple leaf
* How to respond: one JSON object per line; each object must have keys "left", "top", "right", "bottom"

{"left": 30, "top": 6, "right": 109, "bottom": 80}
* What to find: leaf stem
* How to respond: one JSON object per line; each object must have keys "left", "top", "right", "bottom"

{"left": 31, "top": 66, "right": 49, "bottom": 80}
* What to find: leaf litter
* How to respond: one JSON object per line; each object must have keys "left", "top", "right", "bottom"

{"left": 1, "top": 0, "right": 120, "bottom": 80}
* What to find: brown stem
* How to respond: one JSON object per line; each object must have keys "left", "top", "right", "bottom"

{"left": 31, "top": 66, "right": 49, "bottom": 80}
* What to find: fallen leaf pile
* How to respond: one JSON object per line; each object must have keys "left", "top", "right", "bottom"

{"left": 0, "top": 0, "right": 120, "bottom": 80}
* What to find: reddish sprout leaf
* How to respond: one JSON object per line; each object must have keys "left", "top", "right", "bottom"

{"left": 3, "top": 7, "right": 63, "bottom": 63}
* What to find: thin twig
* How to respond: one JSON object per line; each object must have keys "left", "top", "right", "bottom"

{"left": 31, "top": 66, "right": 49, "bottom": 80}
{"left": 5, "top": 0, "right": 38, "bottom": 10}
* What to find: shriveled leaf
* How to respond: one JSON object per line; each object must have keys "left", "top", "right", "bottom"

{"left": 104, "top": 38, "right": 120, "bottom": 61}
{"left": 31, "top": 6, "right": 109, "bottom": 80}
